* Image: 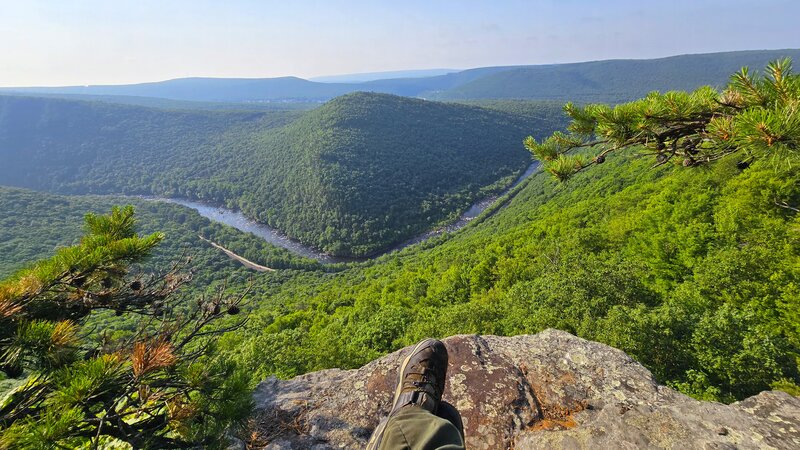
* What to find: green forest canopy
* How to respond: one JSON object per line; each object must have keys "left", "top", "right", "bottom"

{"left": 0, "top": 93, "right": 565, "bottom": 257}
{"left": 213, "top": 61, "right": 800, "bottom": 402}
{"left": 1, "top": 60, "right": 798, "bottom": 410}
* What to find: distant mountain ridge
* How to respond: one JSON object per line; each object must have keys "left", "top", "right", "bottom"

{"left": 430, "top": 49, "right": 800, "bottom": 103}
{"left": 310, "top": 68, "right": 458, "bottom": 83}
{"left": 1, "top": 76, "right": 359, "bottom": 102}
{"left": 3, "top": 49, "right": 799, "bottom": 103}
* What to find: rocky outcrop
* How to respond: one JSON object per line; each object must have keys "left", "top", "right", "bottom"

{"left": 248, "top": 330, "right": 800, "bottom": 449}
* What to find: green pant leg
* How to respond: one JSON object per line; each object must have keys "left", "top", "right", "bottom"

{"left": 379, "top": 405, "right": 466, "bottom": 450}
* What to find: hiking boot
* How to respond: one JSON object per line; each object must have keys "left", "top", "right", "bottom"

{"left": 366, "top": 338, "right": 449, "bottom": 450}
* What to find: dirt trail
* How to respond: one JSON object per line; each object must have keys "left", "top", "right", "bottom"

{"left": 198, "top": 236, "right": 275, "bottom": 272}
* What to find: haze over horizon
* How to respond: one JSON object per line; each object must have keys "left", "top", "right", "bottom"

{"left": 2, "top": 0, "right": 800, "bottom": 87}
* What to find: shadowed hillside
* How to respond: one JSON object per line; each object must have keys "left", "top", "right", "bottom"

{"left": 175, "top": 92, "right": 565, "bottom": 256}
{"left": 0, "top": 93, "right": 566, "bottom": 256}
{"left": 431, "top": 49, "right": 800, "bottom": 102}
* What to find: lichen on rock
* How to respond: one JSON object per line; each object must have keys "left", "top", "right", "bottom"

{"left": 248, "top": 329, "right": 800, "bottom": 449}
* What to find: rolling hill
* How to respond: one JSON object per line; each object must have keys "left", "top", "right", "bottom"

{"left": 3, "top": 111, "right": 798, "bottom": 403}
{"left": 0, "top": 92, "right": 566, "bottom": 256}
{"left": 1, "top": 77, "right": 359, "bottom": 102}
{"left": 3, "top": 49, "right": 799, "bottom": 103}
{"left": 0, "top": 95, "right": 299, "bottom": 192}
{"left": 431, "top": 49, "right": 800, "bottom": 103}
{"left": 204, "top": 92, "right": 564, "bottom": 256}
{"left": 2, "top": 59, "right": 798, "bottom": 414}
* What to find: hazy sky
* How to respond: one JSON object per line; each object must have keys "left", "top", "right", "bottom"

{"left": 1, "top": 0, "right": 799, "bottom": 86}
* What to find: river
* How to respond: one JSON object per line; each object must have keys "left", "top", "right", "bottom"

{"left": 159, "top": 198, "right": 349, "bottom": 264}
{"left": 153, "top": 162, "right": 539, "bottom": 264}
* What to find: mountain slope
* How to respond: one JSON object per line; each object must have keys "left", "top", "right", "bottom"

{"left": 0, "top": 95, "right": 296, "bottom": 192}
{"left": 432, "top": 49, "right": 800, "bottom": 102}
{"left": 3, "top": 49, "right": 799, "bottom": 103}
{"left": 222, "top": 151, "right": 800, "bottom": 401}
{"left": 201, "top": 93, "right": 564, "bottom": 256}
{"left": 0, "top": 93, "right": 566, "bottom": 256}
{"left": 2, "top": 93, "right": 798, "bottom": 404}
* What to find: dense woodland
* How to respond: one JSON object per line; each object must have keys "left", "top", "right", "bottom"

{"left": 214, "top": 93, "right": 558, "bottom": 256}
{"left": 4, "top": 140, "right": 798, "bottom": 403}
{"left": 1, "top": 57, "right": 799, "bottom": 446}
{"left": 0, "top": 95, "right": 299, "bottom": 193}
{"left": 213, "top": 152, "right": 799, "bottom": 402}
{"left": 0, "top": 93, "right": 564, "bottom": 256}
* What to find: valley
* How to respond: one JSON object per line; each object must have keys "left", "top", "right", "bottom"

{"left": 147, "top": 160, "right": 540, "bottom": 264}
{"left": 0, "top": 93, "right": 561, "bottom": 257}
{"left": 2, "top": 45, "right": 799, "bottom": 449}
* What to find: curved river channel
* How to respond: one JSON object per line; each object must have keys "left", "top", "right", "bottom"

{"left": 153, "top": 163, "right": 539, "bottom": 264}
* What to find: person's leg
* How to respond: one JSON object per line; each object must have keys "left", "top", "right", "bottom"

{"left": 366, "top": 339, "right": 465, "bottom": 450}
{"left": 378, "top": 405, "right": 464, "bottom": 450}
{"left": 435, "top": 401, "right": 465, "bottom": 443}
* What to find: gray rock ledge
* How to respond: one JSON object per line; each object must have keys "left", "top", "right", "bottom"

{"left": 248, "top": 329, "right": 800, "bottom": 449}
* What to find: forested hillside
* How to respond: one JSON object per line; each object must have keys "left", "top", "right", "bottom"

{"left": 0, "top": 95, "right": 298, "bottom": 192}
{"left": 4, "top": 49, "right": 799, "bottom": 103}
{"left": 10, "top": 142, "right": 790, "bottom": 405}
{"left": 450, "top": 99, "right": 566, "bottom": 123}
{"left": 206, "top": 93, "right": 560, "bottom": 256}
{"left": 217, "top": 152, "right": 799, "bottom": 402}
{"left": 432, "top": 49, "right": 800, "bottom": 102}
{"left": 0, "top": 93, "right": 565, "bottom": 256}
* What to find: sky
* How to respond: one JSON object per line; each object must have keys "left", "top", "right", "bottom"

{"left": 1, "top": 0, "right": 799, "bottom": 86}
